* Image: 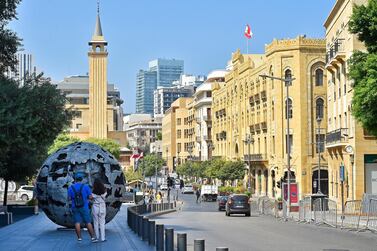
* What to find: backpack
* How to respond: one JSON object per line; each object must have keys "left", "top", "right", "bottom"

{"left": 71, "top": 184, "right": 85, "bottom": 208}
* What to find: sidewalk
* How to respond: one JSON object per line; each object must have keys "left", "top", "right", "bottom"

{"left": 0, "top": 204, "right": 152, "bottom": 251}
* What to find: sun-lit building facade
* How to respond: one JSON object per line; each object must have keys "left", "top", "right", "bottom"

{"left": 212, "top": 36, "right": 327, "bottom": 198}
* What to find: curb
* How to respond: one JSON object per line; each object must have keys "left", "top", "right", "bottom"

{"left": 143, "top": 208, "right": 177, "bottom": 218}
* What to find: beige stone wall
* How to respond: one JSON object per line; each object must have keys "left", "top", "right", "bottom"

{"left": 324, "top": 0, "right": 376, "bottom": 203}
{"left": 212, "top": 37, "right": 327, "bottom": 198}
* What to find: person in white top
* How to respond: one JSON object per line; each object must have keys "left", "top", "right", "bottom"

{"left": 91, "top": 179, "right": 107, "bottom": 242}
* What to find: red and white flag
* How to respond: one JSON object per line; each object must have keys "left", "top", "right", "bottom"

{"left": 244, "top": 24, "right": 253, "bottom": 39}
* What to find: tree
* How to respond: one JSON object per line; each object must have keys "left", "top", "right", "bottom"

{"left": 156, "top": 132, "right": 162, "bottom": 140}
{"left": 140, "top": 154, "right": 164, "bottom": 177}
{"left": 177, "top": 161, "right": 195, "bottom": 178}
{"left": 124, "top": 168, "right": 143, "bottom": 182}
{"left": 0, "top": 75, "right": 72, "bottom": 205}
{"left": 216, "top": 160, "right": 246, "bottom": 185}
{"left": 48, "top": 133, "right": 121, "bottom": 159}
{"left": 0, "top": 0, "right": 22, "bottom": 74}
{"left": 348, "top": 0, "right": 377, "bottom": 136}
{"left": 85, "top": 138, "right": 121, "bottom": 159}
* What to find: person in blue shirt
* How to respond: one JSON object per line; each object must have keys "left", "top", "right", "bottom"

{"left": 68, "top": 173, "right": 97, "bottom": 242}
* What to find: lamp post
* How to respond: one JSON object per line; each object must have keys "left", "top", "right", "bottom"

{"left": 316, "top": 117, "right": 323, "bottom": 194}
{"left": 260, "top": 73, "right": 295, "bottom": 218}
{"left": 152, "top": 145, "right": 158, "bottom": 194}
{"left": 243, "top": 134, "right": 255, "bottom": 194}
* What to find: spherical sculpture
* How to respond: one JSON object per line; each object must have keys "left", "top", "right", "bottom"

{"left": 36, "top": 142, "right": 126, "bottom": 227}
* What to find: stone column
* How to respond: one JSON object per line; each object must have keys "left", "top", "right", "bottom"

{"left": 261, "top": 170, "right": 266, "bottom": 196}
{"left": 255, "top": 169, "right": 260, "bottom": 196}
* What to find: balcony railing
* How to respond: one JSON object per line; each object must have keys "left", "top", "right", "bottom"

{"left": 326, "top": 38, "right": 346, "bottom": 66}
{"left": 244, "top": 154, "right": 268, "bottom": 162}
{"left": 326, "top": 128, "right": 349, "bottom": 146}
{"left": 203, "top": 115, "right": 212, "bottom": 122}
{"left": 261, "top": 91, "right": 267, "bottom": 101}
{"left": 255, "top": 123, "right": 261, "bottom": 132}
{"left": 196, "top": 136, "right": 201, "bottom": 142}
{"left": 261, "top": 122, "right": 267, "bottom": 131}
{"left": 203, "top": 135, "right": 212, "bottom": 141}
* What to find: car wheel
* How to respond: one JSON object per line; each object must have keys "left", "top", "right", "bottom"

{"left": 245, "top": 212, "right": 251, "bottom": 217}
{"left": 21, "top": 194, "right": 29, "bottom": 201}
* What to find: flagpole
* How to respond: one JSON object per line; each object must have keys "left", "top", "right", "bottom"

{"left": 246, "top": 38, "right": 249, "bottom": 54}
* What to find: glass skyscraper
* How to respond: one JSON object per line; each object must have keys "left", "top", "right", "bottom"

{"left": 136, "top": 58, "right": 184, "bottom": 115}
{"left": 136, "top": 70, "right": 157, "bottom": 114}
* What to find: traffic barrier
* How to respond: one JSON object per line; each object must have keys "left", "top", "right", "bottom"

{"left": 216, "top": 248, "right": 229, "bottom": 251}
{"left": 142, "top": 217, "right": 149, "bottom": 241}
{"left": 359, "top": 198, "right": 377, "bottom": 233}
{"left": 148, "top": 220, "right": 155, "bottom": 246}
{"left": 313, "top": 198, "right": 324, "bottom": 225}
{"left": 298, "top": 200, "right": 305, "bottom": 222}
{"left": 323, "top": 198, "right": 338, "bottom": 228}
{"left": 177, "top": 233, "right": 187, "bottom": 251}
{"left": 303, "top": 196, "right": 312, "bottom": 223}
{"left": 341, "top": 200, "right": 362, "bottom": 230}
{"left": 165, "top": 228, "right": 174, "bottom": 251}
{"left": 249, "top": 199, "right": 259, "bottom": 216}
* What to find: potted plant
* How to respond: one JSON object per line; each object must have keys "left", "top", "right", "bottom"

{"left": 277, "top": 197, "right": 283, "bottom": 210}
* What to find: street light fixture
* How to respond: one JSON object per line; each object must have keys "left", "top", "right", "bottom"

{"left": 259, "top": 73, "right": 295, "bottom": 218}
{"left": 243, "top": 134, "right": 255, "bottom": 194}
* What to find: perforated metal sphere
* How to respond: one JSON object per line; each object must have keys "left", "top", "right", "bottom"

{"left": 36, "top": 142, "right": 126, "bottom": 227}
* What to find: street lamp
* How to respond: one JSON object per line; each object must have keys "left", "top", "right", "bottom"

{"left": 152, "top": 145, "right": 158, "bottom": 194}
{"left": 260, "top": 73, "right": 295, "bottom": 218}
{"left": 316, "top": 117, "right": 323, "bottom": 194}
{"left": 243, "top": 134, "right": 255, "bottom": 194}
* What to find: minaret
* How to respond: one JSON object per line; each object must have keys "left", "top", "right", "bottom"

{"left": 88, "top": 2, "right": 108, "bottom": 139}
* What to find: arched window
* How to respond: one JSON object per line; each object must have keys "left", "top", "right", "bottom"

{"left": 316, "top": 98, "right": 324, "bottom": 119}
{"left": 315, "top": 69, "right": 324, "bottom": 86}
{"left": 285, "top": 69, "right": 292, "bottom": 86}
{"left": 285, "top": 98, "right": 293, "bottom": 119}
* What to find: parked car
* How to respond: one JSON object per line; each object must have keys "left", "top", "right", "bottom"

{"left": 160, "top": 183, "right": 168, "bottom": 190}
{"left": 225, "top": 194, "right": 250, "bottom": 217}
{"left": 182, "top": 184, "right": 194, "bottom": 194}
{"left": 17, "top": 185, "right": 34, "bottom": 201}
{"left": 217, "top": 195, "right": 229, "bottom": 211}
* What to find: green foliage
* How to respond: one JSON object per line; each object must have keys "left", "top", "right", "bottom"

{"left": 156, "top": 132, "right": 162, "bottom": 140}
{"left": 217, "top": 160, "right": 246, "bottom": 182}
{"left": 48, "top": 133, "right": 80, "bottom": 155}
{"left": 140, "top": 154, "right": 164, "bottom": 177}
{"left": 124, "top": 168, "right": 143, "bottom": 182}
{"left": 348, "top": 0, "right": 377, "bottom": 136}
{"left": 0, "top": 0, "right": 22, "bottom": 73}
{"left": 48, "top": 134, "right": 121, "bottom": 159}
{"left": 218, "top": 186, "right": 247, "bottom": 195}
{"left": 0, "top": 76, "right": 71, "bottom": 184}
{"left": 349, "top": 0, "right": 377, "bottom": 53}
{"left": 85, "top": 138, "right": 121, "bottom": 159}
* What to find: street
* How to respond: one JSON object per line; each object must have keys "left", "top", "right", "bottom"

{"left": 155, "top": 191, "right": 377, "bottom": 251}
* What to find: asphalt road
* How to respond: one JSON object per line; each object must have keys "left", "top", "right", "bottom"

{"left": 155, "top": 191, "right": 377, "bottom": 251}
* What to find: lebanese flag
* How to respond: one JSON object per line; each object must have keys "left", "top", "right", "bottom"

{"left": 131, "top": 149, "right": 144, "bottom": 160}
{"left": 244, "top": 24, "right": 252, "bottom": 39}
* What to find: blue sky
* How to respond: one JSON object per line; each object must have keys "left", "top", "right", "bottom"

{"left": 11, "top": 0, "right": 335, "bottom": 113}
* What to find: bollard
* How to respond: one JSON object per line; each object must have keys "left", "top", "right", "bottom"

{"left": 177, "top": 233, "right": 187, "bottom": 251}
{"left": 165, "top": 228, "right": 174, "bottom": 251}
{"left": 148, "top": 220, "right": 155, "bottom": 246}
{"left": 216, "top": 248, "right": 229, "bottom": 251}
{"left": 194, "top": 239, "right": 205, "bottom": 251}
{"left": 156, "top": 224, "right": 164, "bottom": 251}
{"left": 134, "top": 213, "right": 139, "bottom": 233}
{"left": 142, "top": 217, "right": 149, "bottom": 241}
{"left": 138, "top": 215, "right": 143, "bottom": 237}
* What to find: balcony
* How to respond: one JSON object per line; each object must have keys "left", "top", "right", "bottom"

{"left": 326, "top": 128, "right": 349, "bottom": 148}
{"left": 254, "top": 94, "right": 260, "bottom": 104}
{"left": 250, "top": 125, "right": 255, "bottom": 134}
{"left": 195, "top": 117, "right": 201, "bottom": 124}
{"left": 255, "top": 123, "right": 261, "bottom": 132}
{"left": 203, "top": 115, "right": 212, "bottom": 122}
{"left": 326, "top": 38, "right": 346, "bottom": 70}
{"left": 196, "top": 136, "right": 201, "bottom": 142}
{"left": 203, "top": 135, "right": 212, "bottom": 141}
{"left": 249, "top": 96, "right": 255, "bottom": 106}
{"left": 244, "top": 154, "right": 268, "bottom": 162}
{"left": 261, "top": 122, "right": 267, "bottom": 131}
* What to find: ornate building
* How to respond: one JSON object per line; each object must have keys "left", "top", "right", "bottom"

{"left": 212, "top": 36, "right": 327, "bottom": 199}
{"left": 324, "top": 0, "right": 377, "bottom": 202}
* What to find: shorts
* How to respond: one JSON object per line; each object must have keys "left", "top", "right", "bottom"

{"left": 72, "top": 207, "right": 92, "bottom": 224}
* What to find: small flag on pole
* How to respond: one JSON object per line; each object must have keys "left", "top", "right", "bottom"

{"left": 244, "top": 24, "right": 253, "bottom": 39}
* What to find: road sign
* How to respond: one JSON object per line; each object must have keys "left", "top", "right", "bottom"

{"left": 340, "top": 164, "right": 345, "bottom": 182}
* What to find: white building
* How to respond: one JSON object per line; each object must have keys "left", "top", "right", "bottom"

{"left": 125, "top": 117, "right": 162, "bottom": 151}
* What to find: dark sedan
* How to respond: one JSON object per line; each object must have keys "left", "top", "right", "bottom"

{"left": 225, "top": 194, "right": 250, "bottom": 216}
{"left": 217, "top": 196, "right": 228, "bottom": 211}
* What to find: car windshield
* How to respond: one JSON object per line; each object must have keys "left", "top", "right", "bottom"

{"left": 232, "top": 195, "right": 248, "bottom": 202}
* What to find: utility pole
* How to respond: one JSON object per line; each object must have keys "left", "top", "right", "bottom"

{"left": 243, "top": 134, "right": 255, "bottom": 194}
{"left": 260, "top": 74, "right": 295, "bottom": 218}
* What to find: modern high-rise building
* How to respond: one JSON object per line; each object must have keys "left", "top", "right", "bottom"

{"left": 324, "top": 0, "right": 377, "bottom": 201}
{"left": 135, "top": 70, "right": 157, "bottom": 114}
{"left": 136, "top": 58, "right": 184, "bottom": 115}
{"left": 153, "top": 85, "right": 194, "bottom": 116}
{"left": 149, "top": 58, "right": 184, "bottom": 87}
{"left": 5, "top": 53, "right": 37, "bottom": 86}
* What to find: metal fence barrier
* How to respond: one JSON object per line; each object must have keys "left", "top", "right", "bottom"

{"left": 312, "top": 198, "right": 338, "bottom": 228}
{"left": 341, "top": 200, "right": 362, "bottom": 230}
{"left": 358, "top": 198, "right": 377, "bottom": 233}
